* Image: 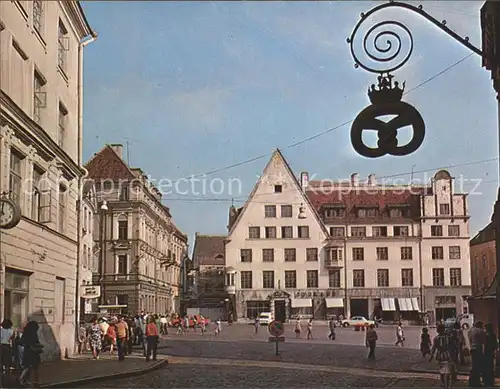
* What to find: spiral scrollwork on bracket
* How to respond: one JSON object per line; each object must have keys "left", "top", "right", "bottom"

{"left": 348, "top": 17, "right": 414, "bottom": 74}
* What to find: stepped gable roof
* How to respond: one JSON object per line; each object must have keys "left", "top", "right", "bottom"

{"left": 192, "top": 234, "right": 226, "bottom": 266}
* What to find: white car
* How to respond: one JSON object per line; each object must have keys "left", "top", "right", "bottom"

{"left": 258, "top": 312, "right": 273, "bottom": 325}
{"left": 341, "top": 316, "right": 375, "bottom": 327}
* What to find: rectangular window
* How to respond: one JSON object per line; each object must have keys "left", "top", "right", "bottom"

{"left": 448, "top": 225, "right": 460, "bottom": 237}
{"left": 264, "top": 205, "right": 276, "bottom": 218}
{"left": 450, "top": 268, "right": 462, "bottom": 286}
{"left": 274, "top": 184, "right": 282, "bottom": 193}
{"left": 353, "top": 270, "right": 365, "bottom": 287}
{"left": 58, "top": 185, "right": 66, "bottom": 233}
{"left": 118, "top": 220, "right": 128, "bottom": 240}
{"left": 58, "top": 20, "right": 68, "bottom": 72}
{"left": 306, "top": 270, "right": 318, "bottom": 288}
{"left": 284, "top": 248, "right": 296, "bottom": 262}
{"left": 33, "top": 0, "right": 44, "bottom": 34}
{"left": 281, "top": 226, "right": 293, "bottom": 239}
{"left": 328, "top": 270, "right": 341, "bottom": 288}
{"left": 284, "top": 270, "right": 296, "bottom": 289}
{"left": 262, "top": 271, "right": 274, "bottom": 289}
{"left": 352, "top": 247, "right": 364, "bottom": 261}
{"left": 401, "top": 247, "right": 413, "bottom": 260}
{"left": 240, "top": 249, "right": 252, "bottom": 263}
{"left": 58, "top": 103, "right": 68, "bottom": 149}
{"left": 358, "top": 207, "right": 378, "bottom": 217}
{"left": 306, "top": 248, "right": 318, "bottom": 262}
{"left": 449, "top": 246, "right": 461, "bottom": 259}
{"left": 11, "top": 40, "right": 28, "bottom": 109}
{"left": 372, "top": 226, "right": 387, "bottom": 237}
{"left": 393, "top": 226, "right": 409, "bottom": 236}
{"left": 240, "top": 271, "right": 252, "bottom": 289}
{"left": 9, "top": 149, "right": 23, "bottom": 205}
{"left": 33, "top": 70, "right": 46, "bottom": 124}
{"left": 119, "top": 185, "right": 129, "bottom": 201}
{"left": 262, "top": 249, "right": 274, "bottom": 262}
{"left": 376, "top": 247, "right": 388, "bottom": 260}
{"left": 439, "top": 204, "right": 450, "bottom": 215}
{"left": 117, "top": 255, "right": 128, "bottom": 274}
{"left": 351, "top": 227, "right": 366, "bottom": 237}
{"left": 281, "top": 205, "right": 292, "bottom": 217}
{"left": 116, "top": 294, "right": 128, "bottom": 306}
{"left": 4, "top": 269, "right": 30, "bottom": 329}
{"left": 324, "top": 207, "right": 345, "bottom": 218}
{"left": 329, "top": 248, "right": 343, "bottom": 262}
{"left": 432, "top": 268, "right": 445, "bottom": 286}
{"left": 431, "top": 225, "right": 443, "bottom": 237}
{"left": 329, "top": 227, "right": 345, "bottom": 237}
{"left": 54, "top": 277, "right": 65, "bottom": 324}
{"left": 248, "top": 227, "right": 260, "bottom": 239}
{"left": 377, "top": 269, "right": 389, "bottom": 287}
{"left": 401, "top": 269, "right": 414, "bottom": 287}
{"left": 432, "top": 246, "right": 444, "bottom": 260}
{"left": 265, "top": 226, "right": 276, "bottom": 239}
{"left": 297, "top": 226, "right": 309, "bottom": 238}
{"left": 31, "top": 166, "right": 43, "bottom": 222}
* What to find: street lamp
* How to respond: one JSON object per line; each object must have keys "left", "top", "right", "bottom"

{"left": 99, "top": 200, "right": 108, "bottom": 306}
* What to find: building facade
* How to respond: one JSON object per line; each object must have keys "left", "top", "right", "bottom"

{"left": 467, "top": 222, "right": 497, "bottom": 330}
{"left": 225, "top": 150, "right": 471, "bottom": 323}
{"left": 190, "top": 234, "right": 228, "bottom": 317}
{"left": 0, "top": 1, "right": 95, "bottom": 360}
{"left": 85, "top": 144, "right": 187, "bottom": 315}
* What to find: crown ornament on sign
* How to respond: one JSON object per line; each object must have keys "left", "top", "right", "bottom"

{"left": 367, "top": 74, "right": 405, "bottom": 105}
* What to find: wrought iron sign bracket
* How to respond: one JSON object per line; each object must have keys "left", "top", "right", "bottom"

{"left": 347, "top": 1, "right": 487, "bottom": 158}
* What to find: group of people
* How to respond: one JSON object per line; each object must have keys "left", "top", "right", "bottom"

{"left": 1, "top": 318, "right": 44, "bottom": 388}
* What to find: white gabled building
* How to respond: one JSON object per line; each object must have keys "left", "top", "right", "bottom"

{"left": 225, "top": 149, "right": 331, "bottom": 322}
{"left": 226, "top": 150, "right": 471, "bottom": 324}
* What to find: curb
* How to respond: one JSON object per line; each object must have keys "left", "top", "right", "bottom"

{"left": 40, "top": 358, "right": 168, "bottom": 388}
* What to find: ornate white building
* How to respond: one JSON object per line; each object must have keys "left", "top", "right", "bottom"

{"left": 225, "top": 150, "right": 471, "bottom": 323}
{"left": 0, "top": 1, "right": 95, "bottom": 360}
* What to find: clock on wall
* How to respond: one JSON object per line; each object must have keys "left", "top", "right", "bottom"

{"left": 0, "top": 198, "right": 21, "bottom": 229}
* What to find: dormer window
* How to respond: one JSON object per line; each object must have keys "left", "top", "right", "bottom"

{"left": 274, "top": 185, "right": 282, "bottom": 193}
{"left": 388, "top": 205, "right": 411, "bottom": 218}
{"left": 357, "top": 207, "right": 378, "bottom": 218}
{"left": 324, "top": 206, "right": 345, "bottom": 218}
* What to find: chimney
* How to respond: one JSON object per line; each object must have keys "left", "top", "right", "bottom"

{"left": 368, "top": 174, "right": 376, "bottom": 186}
{"left": 110, "top": 144, "right": 123, "bottom": 159}
{"left": 300, "top": 172, "right": 309, "bottom": 189}
{"left": 351, "top": 173, "right": 359, "bottom": 186}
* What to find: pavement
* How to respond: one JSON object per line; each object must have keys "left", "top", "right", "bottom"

{"left": 0, "top": 351, "right": 167, "bottom": 388}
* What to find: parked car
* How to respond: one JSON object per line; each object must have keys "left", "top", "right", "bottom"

{"left": 341, "top": 316, "right": 375, "bottom": 327}
{"left": 258, "top": 312, "right": 273, "bottom": 325}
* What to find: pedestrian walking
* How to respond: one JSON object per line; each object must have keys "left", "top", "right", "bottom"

{"left": 420, "top": 327, "right": 431, "bottom": 358}
{"left": 482, "top": 323, "right": 498, "bottom": 387}
{"left": 294, "top": 318, "right": 301, "bottom": 338}
{"left": 215, "top": 318, "right": 222, "bottom": 336}
{"left": 395, "top": 322, "right": 404, "bottom": 347}
{"left": 1, "top": 318, "right": 15, "bottom": 379}
{"left": 306, "top": 319, "right": 313, "bottom": 340}
{"left": 77, "top": 322, "right": 86, "bottom": 354}
{"left": 18, "top": 321, "right": 43, "bottom": 389}
{"left": 89, "top": 317, "right": 102, "bottom": 360}
{"left": 328, "top": 318, "right": 336, "bottom": 340}
{"left": 365, "top": 324, "right": 378, "bottom": 360}
{"left": 145, "top": 317, "right": 159, "bottom": 361}
{"left": 254, "top": 317, "right": 259, "bottom": 334}
{"left": 467, "top": 321, "right": 486, "bottom": 387}
{"left": 115, "top": 316, "right": 129, "bottom": 361}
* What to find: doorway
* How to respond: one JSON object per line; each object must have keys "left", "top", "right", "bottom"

{"left": 435, "top": 307, "right": 456, "bottom": 322}
{"left": 274, "top": 300, "right": 286, "bottom": 322}
{"left": 349, "top": 298, "right": 369, "bottom": 317}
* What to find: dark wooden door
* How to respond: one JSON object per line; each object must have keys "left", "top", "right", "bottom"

{"left": 274, "top": 300, "right": 286, "bottom": 322}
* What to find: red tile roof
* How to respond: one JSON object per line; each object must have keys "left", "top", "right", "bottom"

{"left": 306, "top": 186, "right": 424, "bottom": 219}
{"left": 192, "top": 234, "right": 226, "bottom": 266}
{"left": 85, "top": 145, "right": 135, "bottom": 181}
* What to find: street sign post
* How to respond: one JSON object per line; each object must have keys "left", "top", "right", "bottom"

{"left": 268, "top": 320, "right": 285, "bottom": 356}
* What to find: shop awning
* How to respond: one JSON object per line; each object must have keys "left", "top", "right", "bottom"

{"left": 290, "top": 298, "right": 312, "bottom": 308}
{"left": 411, "top": 297, "right": 420, "bottom": 312}
{"left": 325, "top": 298, "right": 344, "bottom": 308}
{"left": 398, "top": 298, "right": 412, "bottom": 311}
{"left": 381, "top": 298, "right": 396, "bottom": 311}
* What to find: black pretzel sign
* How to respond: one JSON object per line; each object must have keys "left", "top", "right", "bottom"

{"left": 351, "top": 100, "right": 425, "bottom": 158}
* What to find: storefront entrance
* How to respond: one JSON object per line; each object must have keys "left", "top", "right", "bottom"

{"left": 274, "top": 300, "right": 286, "bottom": 322}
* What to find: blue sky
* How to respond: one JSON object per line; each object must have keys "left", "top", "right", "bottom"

{"left": 81, "top": 1, "right": 497, "bottom": 245}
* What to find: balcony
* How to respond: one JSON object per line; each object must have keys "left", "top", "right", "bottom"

{"left": 325, "top": 259, "right": 343, "bottom": 268}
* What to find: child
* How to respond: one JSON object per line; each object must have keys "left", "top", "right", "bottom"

{"left": 215, "top": 318, "right": 222, "bottom": 336}
{"left": 420, "top": 327, "right": 431, "bottom": 357}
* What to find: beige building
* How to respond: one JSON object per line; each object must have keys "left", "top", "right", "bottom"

{"left": 85, "top": 144, "right": 188, "bottom": 315}
{"left": 226, "top": 150, "right": 471, "bottom": 323}
{"left": 0, "top": 1, "right": 95, "bottom": 360}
